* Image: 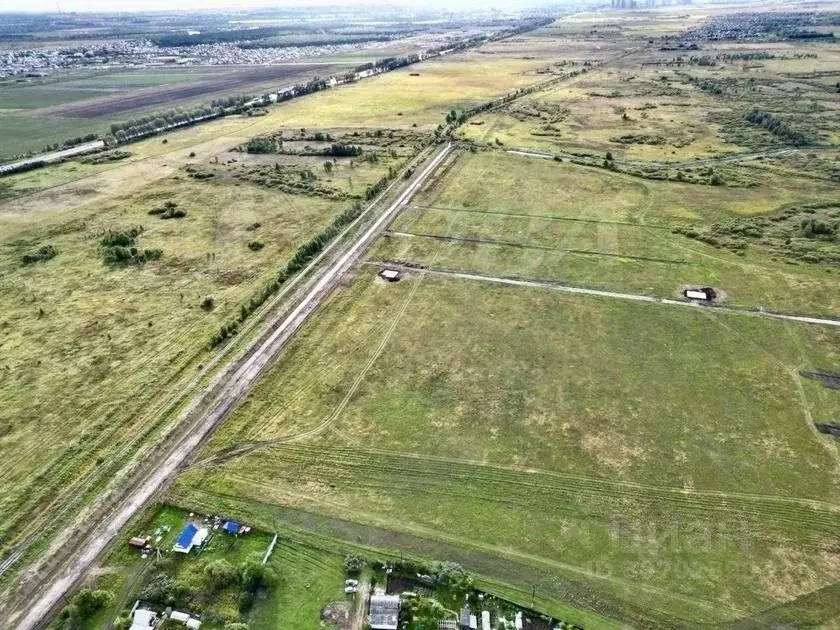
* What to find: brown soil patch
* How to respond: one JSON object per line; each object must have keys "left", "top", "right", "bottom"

{"left": 322, "top": 600, "right": 352, "bottom": 629}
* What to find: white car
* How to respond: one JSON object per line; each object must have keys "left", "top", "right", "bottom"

{"left": 345, "top": 579, "right": 359, "bottom": 587}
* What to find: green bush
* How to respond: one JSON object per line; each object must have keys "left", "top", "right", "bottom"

{"left": 22, "top": 244, "right": 57, "bottom": 266}
{"left": 245, "top": 137, "right": 280, "bottom": 154}
{"left": 204, "top": 559, "right": 240, "bottom": 590}
{"left": 238, "top": 590, "right": 254, "bottom": 614}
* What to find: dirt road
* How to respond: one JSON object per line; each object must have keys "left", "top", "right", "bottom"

{"left": 0, "top": 140, "right": 104, "bottom": 173}
{"left": 350, "top": 574, "right": 371, "bottom": 630}
{"left": 367, "top": 263, "right": 840, "bottom": 328}
{"left": 10, "top": 143, "right": 453, "bottom": 630}
{"left": 506, "top": 147, "right": 801, "bottom": 168}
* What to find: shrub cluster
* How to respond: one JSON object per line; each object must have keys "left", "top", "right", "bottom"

{"left": 101, "top": 227, "right": 162, "bottom": 265}
{"left": 323, "top": 143, "right": 362, "bottom": 157}
{"left": 149, "top": 201, "right": 187, "bottom": 219}
{"left": 245, "top": 136, "right": 281, "bottom": 154}
{"left": 80, "top": 150, "right": 131, "bottom": 165}
{"left": 54, "top": 589, "right": 111, "bottom": 630}
{"left": 22, "top": 244, "right": 57, "bottom": 265}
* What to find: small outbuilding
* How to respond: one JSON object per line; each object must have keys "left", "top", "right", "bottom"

{"left": 130, "top": 608, "right": 157, "bottom": 630}
{"left": 221, "top": 520, "right": 249, "bottom": 535}
{"left": 481, "top": 610, "right": 491, "bottom": 630}
{"left": 379, "top": 268, "right": 402, "bottom": 282}
{"left": 370, "top": 594, "right": 401, "bottom": 630}
{"left": 129, "top": 537, "right": 148, "bottom": 549}
{"left": 684, "top": 287, "right": 716, "bottom": 301}
{"left": 169, "top": 610, "right": 202, "bottom": 628}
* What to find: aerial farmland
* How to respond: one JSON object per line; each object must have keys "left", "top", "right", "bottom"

{"left": 1, "top": 3, "right": 840, "bottom": 629}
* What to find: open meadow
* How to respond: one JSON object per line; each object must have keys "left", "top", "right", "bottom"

{"left": 174, "top": 264, "right": 840, "bottom": 625}
{"left": 0, "top": 62, "right": 359, "bottom": 161}
{"left": 0, "top": 96, "right": 426, "bottom": 589}
{"left": 377, "top": 150, "right": 840, "bottom": 315}
{"left": 459, "top": 11, "right": 840, "bottom": 161}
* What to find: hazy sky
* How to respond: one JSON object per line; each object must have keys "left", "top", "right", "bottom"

{"left": 3, "top": 0, "right": 543, "bottom": 13}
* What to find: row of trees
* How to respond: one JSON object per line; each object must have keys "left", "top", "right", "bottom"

{"left": 241, "top": 34, "right": 393, "bottom": 50}
{"left": 437, "top": 64, "right": 592, "bottom": 140}
{"left": 7, "top": 17, "right": 551, "bottom": 173}
{"left": 106, "top": 103, "right": 238, "bottom": 144}
{"left": 745, "top": 108, "right": 809, "bottom": 146}
{"left": 153, "top": 26, "right": 281, "bottom": 47}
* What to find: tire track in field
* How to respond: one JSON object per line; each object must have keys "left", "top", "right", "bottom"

{"left": 408, "top": 204, "right": 672, "bottom": 229}
{"left": 203, "top": 270, "right": 426, "bottom": 465}
{"left": 244, "top": 324, "right": 388, "bottom": 440}
{"left": 693, "top": 307, "right": 840, "bottom": 478}
{"left": 257, "top": 443, "right": 840, "bottom": 517}
{"left": 214, "top": 474, "right": 748, "bottom": 621}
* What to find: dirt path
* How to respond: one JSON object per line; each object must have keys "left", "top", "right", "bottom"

{"left": 350, "top": 573, "right": 371, "bottom": 630}
{"left": 365, "top": 263, "right": 840, "bottom": 327}
{"left": 7, "top": 144, "right": 453, "bottom": 630}
{"left": 505, "top": 147, "right": 801, "bottom": 169}
{"left": 0, "top": 140, "right": 105, "bottom": 173}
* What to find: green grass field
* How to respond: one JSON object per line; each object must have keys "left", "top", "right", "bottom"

{"left": 0, "top": 113, "right": 115, "bottom": 160}
{"left": 374, "top": 150, "right": 840, "bottom": 316}
{"left": 5, "top": 10, "right": 840, "bottom": 627}
{"left": 0, "top": 172, "right": 357, "bottom": 561}
{"left": 173, "top": 265, "right": 840, "bottom": 625}
{"left": 158, "top": 20, "right": 840, "bottom": 627}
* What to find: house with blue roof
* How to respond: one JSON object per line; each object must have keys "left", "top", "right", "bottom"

{"left": 173, "top": 522, "right": 208, "bottom": 554}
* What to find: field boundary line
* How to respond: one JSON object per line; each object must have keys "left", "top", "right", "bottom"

{"left": 385, "top": 229, "right": 690, "bottom": 265}
{"left": 504, "top": 147, "right": 800, "bottom": 169}
{"left": 224, "top": 476, "right": 747, "bottom": 620}
{"left": 215, "top": 442, "right": 840, "bottom": 515}
{"left": 341, "top": 446, "right": 840, "bottom": 513}
{"left": 409, "top": 204, "right": 671, "bottom": 229}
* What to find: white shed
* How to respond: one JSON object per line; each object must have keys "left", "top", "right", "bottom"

{"left": 130, "top": 609, "right": 157, "bottom": 630}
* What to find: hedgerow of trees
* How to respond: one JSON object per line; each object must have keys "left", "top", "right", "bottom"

{"left": 745, "top": 109, "right": 808, "bottom": 146}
